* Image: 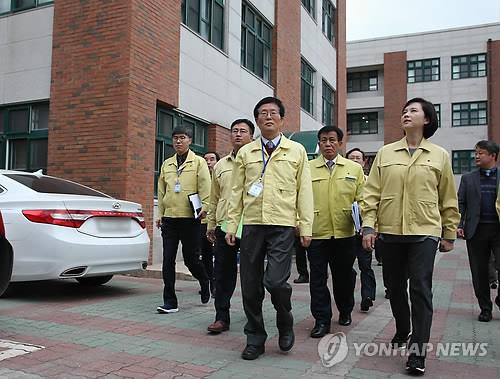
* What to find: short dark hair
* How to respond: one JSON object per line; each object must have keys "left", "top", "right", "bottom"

{"left": 204, "top": 151, "right": 220, "bottom": 161}
{"left": 317, "top": 125, "right": 344, "bottom": 142}
{"left": 475, "top": 140, "right": 499, "bottom": 161}
{"left": 230, "top": 118, "right": 255, "bottom": 135}
{"left": 402, "top": 97, "right": 438, "bottom": 139}
{"left": 253, "top": 96, "right": 285, "bottom": 119}
{"left": 172, "top": 125, "right": 193, "bottom": 138}
{"left": 346, "top": 147, "right": 365, "bottom": 160}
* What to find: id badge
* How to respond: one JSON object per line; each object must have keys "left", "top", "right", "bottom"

{"left": 248, "top": 180, "right": 263, "bottom": 197}
{"left": 174, "top": 181, "right": 181, "bottom": 193}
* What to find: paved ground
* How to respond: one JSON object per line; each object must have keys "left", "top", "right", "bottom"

{"left": 0, "top": 240, "right": 499, "bottom": 379}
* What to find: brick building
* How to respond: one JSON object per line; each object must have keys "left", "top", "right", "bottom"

{"left": 0, "top": 0, "right": 346, "bottom": 263}
{"left": 345, "top": 23, "right": 500, "bottom": 178}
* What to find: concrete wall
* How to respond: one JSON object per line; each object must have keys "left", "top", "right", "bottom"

{"left": 0, "top": 6, "right": 53, "bottom": 105}
{"left": 299, "top": 0, "right": 337, "bottom": 131}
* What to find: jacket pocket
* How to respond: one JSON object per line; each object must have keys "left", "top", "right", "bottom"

{"left": 377, "top": 196, "right": 398, "bottom": 226}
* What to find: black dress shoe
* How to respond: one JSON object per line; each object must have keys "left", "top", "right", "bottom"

{"left": 478, "top": 309, "right": 492, "bottom": 322}
{"left": 360, "top": 297, "right": 373, "bottom": 312}
{"left": 241, "top": 344, "right": 265, "bottom": 360}
{"left": 310, "top": 323, "right": 330, "bottom": 338}
{"left": 293, "top": 275, "right": 309, "bottom": 284}
{"left": 338, "top": 313, "right": 352, "bottom": 326}
{"left": 278, "top": 329, "right": 295, "bottom": 352}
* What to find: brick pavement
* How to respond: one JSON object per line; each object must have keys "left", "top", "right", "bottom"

{"left": 0, "top": 240, "right": 499, "bottom": 378}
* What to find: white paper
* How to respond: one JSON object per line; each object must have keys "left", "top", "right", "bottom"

{"left": 188, "top": 193, "right": 203, "bottom": 218}
{"left": 351, "top": 201, "right": 362, "bottom": 233}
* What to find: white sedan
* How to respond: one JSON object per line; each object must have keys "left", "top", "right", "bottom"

{"left": 0, "top": 170, "right": 149, "bottom": 296}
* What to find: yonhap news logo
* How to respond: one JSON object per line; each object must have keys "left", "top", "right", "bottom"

{"left": 318, "top": 333, "right": 488, "bottom": 367}
{"left": 317, "top": 332, "right": 349, "bottom": 367}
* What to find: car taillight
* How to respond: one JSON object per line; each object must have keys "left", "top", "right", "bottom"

{"left": 0, "top": 211, "right": 5, "bottom": 237}
{"left": 22, "top": 209, "right": 146, "bottom": 229}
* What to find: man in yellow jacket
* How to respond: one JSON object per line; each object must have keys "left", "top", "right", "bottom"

{"left": 156, "top": 126, "right": 211, "bottom": 314}
{"left": 308, "top": 126, "right": 365, "bottom": 339}
{"left": 205, "top": 118, "right": 254, "bottom": 334}
{"left": 226, "top": 96, "right": 313, "bottom": 360}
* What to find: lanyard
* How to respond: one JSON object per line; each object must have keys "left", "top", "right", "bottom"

{"left": 260, "top": 137, "right": 281, "bottom": 178}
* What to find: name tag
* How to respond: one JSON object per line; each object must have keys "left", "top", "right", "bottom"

{"left": 248, "top": 180, "right": 263, "bottom": 197}
{"left": 174, "top": 181, "right": 182, "bottom": 193}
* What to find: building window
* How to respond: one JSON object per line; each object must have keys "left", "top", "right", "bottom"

{"left": 302, "top": 0, "right": 315, "bottom": 18}
{"left": 347, "top": 71, "right": 378, "bottom": 92}
{"left": 347, "top": 112, "right": 378, "bottom": 135}
{"left": 407, "top": 58, "right": 440, "bottom": 83}
{"left": 301, "top": 59, "right": 315, "bottom": 115}
{"left": 452, "top": 150, "right": 475, "bottom": 174}
{"left": 181, "top": 0, "right": 224, "bottom": 50}
{"left": 0, "top": 0, "right": 52, "bottom": 15}
{"left": 322, "top": 80, "right": 334, "bottom": 125}
{"left": 0, "top": 102, "right": 49, "bottom": 172}
{"left": 452, "top": 101, "right": 487, "bottom": 127}
{"left": 241, "top": 1, "right": 272, "bottom": 83}
{"left": 322, "top": 0, "right": 335, "bottom": 43}
{"left": 155, "top": 107, "right": 208, "bottom": 196}
{"left": 452, "top": 53, "right": 487, "bottom": 79}
{"left": 434, "top": 104, "right": 440, "bottom": 128}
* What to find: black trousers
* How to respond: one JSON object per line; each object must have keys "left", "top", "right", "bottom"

{"left": 307, "top": 236, "right": 356, "bottom": 325}
{"left": 466, "top": 223, "right": 500, "bottom": 312}
{"left": 239, "top": 225, "right": 295, "bottom": 346}
{"left": 199, "top": 223, "right": 215, "bottom": 282}
{"left": 295, "top": 237, "right": 309, "bottom": 277}
{"left": 214, "top": 227, "right": 240, "bottom": 324}
{"left": 380, "top": 238, "right": 438, "bottom": 357}
{"left": 353, "top": 236, "right": 376, "bottom": 300}
{"left": 161, "top": 217, "right": 209, "bottom": 307}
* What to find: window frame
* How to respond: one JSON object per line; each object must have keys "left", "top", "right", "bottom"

{"left": 451, "top": 53, "right": 487, "bottom": 80}
{"left": 347, "top": 112, "right": 379, "bottom": 135}
{"left": 407, "top": 58, "right": 440, "bottom": 83}
{"left": 322, "top": 0, "right": 335, "bottom": 44}
{"left": 181, "top": 0, "right": 225, "bottom": 50}
{"left": 347, "top": 70, "right": 378, "bottom": 92}
{"left": 452, "top": 150, "right": 475, "bottom": 174}
{"left": 0, "top": 0, "right": 53, "bottom": 16}
{"left": 301, "top": 58, "right": 315, "bottom": 116}
{"left": 0, "top": 102, "right": 49, "bottom": 173}
{"left": 322, "top": 79, "right": 334, "bottom": 126}
{"left": 434, "top": 104, "right": 441, "bottom": 128}
{"left": 301, "top": 0, "right": 315, "bottom": 19}
{"left": 240, "top": 1, "right": 272, "bottom": 83}
{"left": 452, "top": 101, "right": 488, "bottom": 127}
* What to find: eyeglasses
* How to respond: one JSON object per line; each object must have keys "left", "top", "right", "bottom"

{"left": 258, "top": 110, "right": 280, "bottom": 118}
{"left": 172, "top": 135, "right": 188, "bottom": 142}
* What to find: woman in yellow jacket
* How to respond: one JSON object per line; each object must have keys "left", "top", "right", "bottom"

{"left": 361, "top": 98, "right": 460, "bottom": 375}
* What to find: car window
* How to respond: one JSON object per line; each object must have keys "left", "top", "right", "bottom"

{"left": 4, "top": 174, "right": 110, "bottom": 198}
{"left": 0, "top": 186, "right": 4, "bottom": 194}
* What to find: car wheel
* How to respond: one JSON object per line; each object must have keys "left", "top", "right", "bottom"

{"left": 76, "top": 275, "right": 113, "bottom": 286}
{"left": 0, "top": 238, "right": 13, "bottom": 297}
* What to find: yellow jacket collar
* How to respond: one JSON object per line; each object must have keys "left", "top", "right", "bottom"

{"left": 249, "top": 134, "right": 291, "bottom": 152}
{"left": 393, "top": 137, "right": 432, "bottom": 152}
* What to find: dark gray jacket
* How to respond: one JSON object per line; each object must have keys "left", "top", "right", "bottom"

{"left": 457, "top": 169, "right": 500, "bottom": 239}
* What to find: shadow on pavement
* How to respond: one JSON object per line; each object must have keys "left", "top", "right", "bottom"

{"left": 1, "top": 278, "right": 137, "bottom": 302}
